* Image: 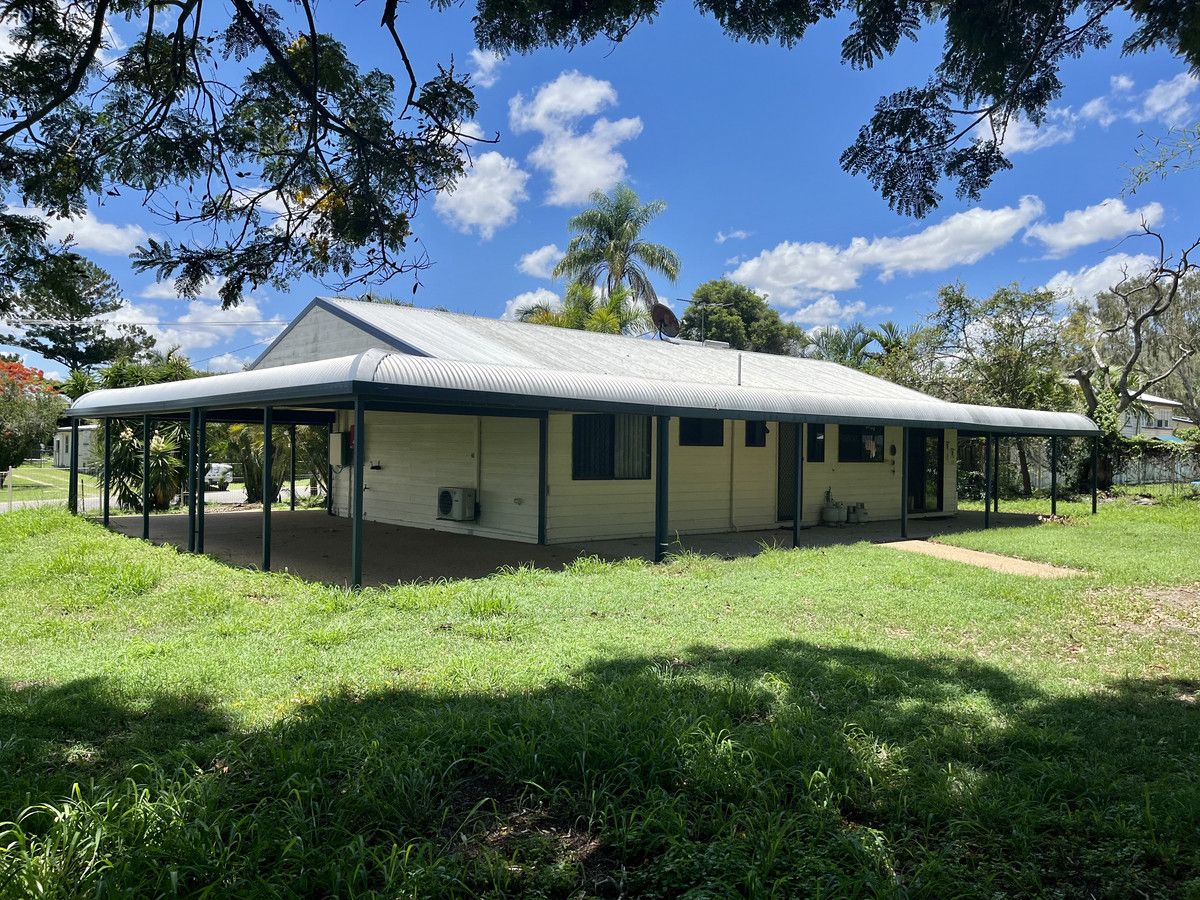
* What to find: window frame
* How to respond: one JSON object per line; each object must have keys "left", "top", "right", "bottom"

{"left": 806, "top": 423, "right": 826, "bottom": 463}
{"left": 571, "top": 413, "right": 652, "bottom": 481}
{"left": 679, "top": 417, "right": 725, "bottom": 447}
{"left": 837, "top": 424, "right": 888, "bottom": 463}
{"left": 745, "top": 420, "right": 768, "bottom": 448}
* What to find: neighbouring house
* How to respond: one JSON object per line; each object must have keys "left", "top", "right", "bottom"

{"left": 1117, "top": 393, "right": 1197, "bottom": 485}
{"left": 53, "top": 423, "right": 97, "bottom": 469}
{"left": 64, "top": 298, "right": 1097, "bottom": 585}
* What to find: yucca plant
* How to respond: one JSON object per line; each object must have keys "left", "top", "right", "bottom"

{"left": 106, "top": 421, "right": 184, "bottom": 511}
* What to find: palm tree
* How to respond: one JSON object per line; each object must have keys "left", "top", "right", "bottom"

{"left": 517, "top": 283, "right": 650, "bottom": 335}
{"left": 552, "top": 185, "right": 680, "bottom": 307}
{"left": 804, "top": 323, "right": 874, "bottom": 369}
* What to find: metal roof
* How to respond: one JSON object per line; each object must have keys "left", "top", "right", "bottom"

{"left": 69, "top": 348, "right": 1099, "bottom": 435}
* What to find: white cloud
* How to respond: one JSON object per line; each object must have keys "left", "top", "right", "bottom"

{"left": 723, "top": 254, "right": 744, "bottom": 267}
{"left": 434, "top": 151, "right": 529, "bottom": 239}
{"left": 518, "top": 243, "right": 563, "bottom": 279}
{"left": 1025, "top": 198, "right": 1163, "bottom": 258}
{"left": 1080, "top": 71, "right": 1200, "bottom": 129}
{"left": 783, "top": 297, "right": 893, "bottom": 328}
{"left": 510, "top": 71, "right": 643, "bottom": 206}
{"left": 730, "top": 196, "right": 1044, "bottom": 307}
{"left": 1000, "top": 113, "right": 1076, "bottom": 154}
{"left": 16, "top": 207, "right": 149, "bottom": 254}
{"left": 1043, "top": 252, "right": 1158, "bottom": 302}
{"left": 469, "top": 49, "right": 504, "bottom": 89}
{"left": 203, "top": 352, "right": 251, "bottom": 373}
{"left": 501, "top": 287, "right": 559, "bottom": 320}
{"left": 1137, "top": 72, "right": 1199, "bottom": 126}
{"left": 140, "top": 278, "right": 227, "bottom": 302}
{"left": 103, "top": 296, "right": 284, "bottom": 355}
{"left": 715, "top": 229, "right": 750, "bottom": 244}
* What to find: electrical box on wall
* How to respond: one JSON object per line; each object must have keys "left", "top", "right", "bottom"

{"left": 329, "top": 431, "right": 351, "bottom": 467}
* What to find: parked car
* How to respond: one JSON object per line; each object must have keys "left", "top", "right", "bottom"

{"left": 205, "top": 463, "right": 233, "bottom": 491}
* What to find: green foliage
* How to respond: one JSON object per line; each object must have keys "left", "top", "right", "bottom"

{"left": 1, "top": 253, "right": 154, "bottom": 371}
{"left": 107, "top": 421, "right": 184, "bottom": 511}
{"left": 211, "top": 424, "right": 289, "bottom": 504}
{"left": 803, "top": 321, "right": 876, "bottom": 367}
{"left": 0, "top": 361, "right": 66, "bottom": 480}
{"left": 1, "top": 501, "right": 1199, "bottom": 894}
{"left": 552, "top": 185, "right": 680, "bottom": 307}
{"left": 679, "top": 279, "right": 804, "bottom": 354}
{"left": 0, "top": 2, "right": 477, "bottom": 307}
{"left": 516, "top": 282, "right": 649, "bottom": 335}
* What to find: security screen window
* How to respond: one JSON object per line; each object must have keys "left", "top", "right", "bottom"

{"left": 679, "top": 417, "right": 725, "bottom": 446}
{"left": 807, "top": 423, "right": 826, "bottom": 463}
{"left": 838, "top": 424, "right": 887, "bottom": 462}
{"left": 572, "top": 413, "right": 652, "bottom": 480}
{"left": 745, "top": 421, "right": 768, "bottom": 447}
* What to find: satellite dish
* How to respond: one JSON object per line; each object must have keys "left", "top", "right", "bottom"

{"left": 651, "top": 302, "right": 681, "bottom": 339}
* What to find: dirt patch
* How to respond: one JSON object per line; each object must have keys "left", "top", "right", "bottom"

{"left": 884, "top": 540, "right": 1084, "bottom": 579}
{"left": 1106, "top": 587, "right": 1200, "bottom": 638}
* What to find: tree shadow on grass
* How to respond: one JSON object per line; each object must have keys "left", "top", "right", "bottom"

{"left": 1, "top": 642, "right": 1198, "bottom": 898}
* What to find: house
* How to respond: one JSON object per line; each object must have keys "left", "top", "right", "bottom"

{"left": 53, "top": 423, "right": 97, "bottom": 469}
{"left": 64, "top": 298, "right": 1098, "bottom": 585}
{"left": 1120, "top": 393, "right": 1190, "bottom": 439}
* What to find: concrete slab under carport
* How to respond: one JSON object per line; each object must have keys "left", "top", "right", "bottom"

{"left": 103, "top": 508, "right": 1044, "bottom": 585}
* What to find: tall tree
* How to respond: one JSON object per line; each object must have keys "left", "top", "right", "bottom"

{"left": 865, "top": 320, "right": 943, "bottom": 391}
{"left": 679, "top": 280, "right": 805, "bottom": 354}
{"left": 0, "top": 359, "right": 67, "bottom": 484}
{"left": 1063, "top": 229, "right": 1199, "bottom": 420}
{"left": 3, "top": 253, "right": 154, "bottom": 371}
{"left": 552, "top": 186, "right": 680, "bottom": 307}
{"left": 517, "top": 282, "right": 649, "bottom": 335}
{"left": 933, "top": 282, "right": 1072, "bottom": 493}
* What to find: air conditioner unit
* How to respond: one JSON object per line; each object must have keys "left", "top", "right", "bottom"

{"left": 437, "top": 486, "right": 477, "bottom": 521}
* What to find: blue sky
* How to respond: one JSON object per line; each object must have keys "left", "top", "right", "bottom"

{"left": 5, "top": 4, "right": 1199, "bottom": 377}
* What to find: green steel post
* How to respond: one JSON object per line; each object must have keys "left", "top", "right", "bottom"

{"left": 142, "top": 414, "right": 151, "bottom": 539}
{"left": 983, "top": 434, "right": 992, "bottom": 530}
{"left": 102, "top": 418, "right": 111, "bottom": 526}
{"left": 197, "top": 410, "right": 206, "bottom": 553}
{"left": 351, "top": 399, "right": 365, "bottom": 587}
{"left": 654, "top": 415, "right": 670, "bottom": 563}
{"left": 537, "top": 413, "right": 548, "bottom": 545}
{"left": 68, "top": 419, "right": 79, "bottom": 514}
{"left": 289, "top": 424, "right": 297, "bottom": 512}
{"left": 186, "top": 408, "right": 197, "bottom": 552}
{"left": 900, "top": 426, "right": 909, "bottom": 539}
{"left": 262, "top": 407, "right": 273, "bottom": 571}
{"left": 1050, "top": 436, "right": 1058, "bottom": 517}
{"left": 1091, "top": 436, "right": 1099, "bottom": 514}
{"left": 792, "top": 423, "right": 804, "bottom": 548}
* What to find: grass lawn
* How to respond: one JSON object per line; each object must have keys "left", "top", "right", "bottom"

{"left": 2, "top": 464, "right": 98, "bottom": 504}
{"left": 1, "top": 500, "right": 1198, "bottom": 897}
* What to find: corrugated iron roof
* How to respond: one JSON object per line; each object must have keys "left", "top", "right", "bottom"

{"left": 69, "top": 348, "right": 1099, "bottom": 435}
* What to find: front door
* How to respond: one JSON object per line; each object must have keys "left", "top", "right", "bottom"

{"left": 907, "top": 429, "right": 945, "bottom": 513}
{"left": 777, "top": 422, "right": 799, "bottom": 521}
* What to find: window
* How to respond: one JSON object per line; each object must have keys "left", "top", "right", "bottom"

{"left": 680, "top": 417, "right": 724, "bottom": 447}
{"left": 838, "top": 424, "right": 887, "bottom": 462}
{"left": 572, "top": 414, "right": 651, "bottom": 480}
{"left": 745, "top": 421, "right": 768, "bottom": 448}
{"left": 806, "top": 424, "right": 826, "bottom": 463}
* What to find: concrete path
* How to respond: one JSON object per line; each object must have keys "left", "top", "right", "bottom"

{"left": 884, "top": 539, "right": 1083, "bottom": 578}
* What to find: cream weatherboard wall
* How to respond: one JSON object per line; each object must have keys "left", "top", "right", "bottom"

{"left": 330, "top": 410, "right": 539, "bottom": 542}
{"left": 329, "top": 410, "right": 958, "bottom": 545}
{"left": 255, "top": 306, "right": 393, "bottom": 369}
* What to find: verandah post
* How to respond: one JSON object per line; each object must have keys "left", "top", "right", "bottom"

{"left": 197, "top": 409, "right": 206, "bottom": 553}
{"left": 351, "top": 398, "right": 366, "bottom": 588}
{"left": 1050, "top": 435, "right": 1058, "bottom": 517}
{"left": 900, "top": 426, "right": 909, "bottom": 539}
{"left": 792, "top": 423, "right": 804, "bottom": 548}
{"left": 1091, "top": 435, "right": 1099, "bottom": 514}
{"left": 537, "top": 413, "right": 548, "bottom": 545}
{"left": 993, "top": 434, "right": 1000, "bottom": 514}
{"left": 289, "top": 423, "right": 297, "bottom": 512}
{"left": 654, "top": 414, "right": 670, "bottom": 563}
{"left": 141, "top": 414, "right": 151, "bottom": 539}
{"left": 186, "top": 408, "right": 197, "bottom": 552}
{"left": 102, "top": 417, "right": 111, "bottom": 526}
{"left": 67, "top": 418, "right": 79, "bottom": 515}
{"left": 262, "top": 406, "right": 273, "bottom": 571}
{"left": 983, "top": 433, "right": 992, "bottom": 530}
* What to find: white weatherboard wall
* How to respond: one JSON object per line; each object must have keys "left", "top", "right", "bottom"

{"left": 331, "top": 410, "right": 539, "bottom": 542}
{"left": 255, "top": 307, "right": 388, "bottom": 369}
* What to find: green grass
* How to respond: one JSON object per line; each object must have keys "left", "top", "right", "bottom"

{"left": 1, "top": 499, "right": 1198, "bottom": 897}
{"left": 2, "top": 464, "right": 98, "bottom": 503}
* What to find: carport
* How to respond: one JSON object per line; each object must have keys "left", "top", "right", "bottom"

{"left": 65, "top": 349, "right": 1100, "bottom": 587}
